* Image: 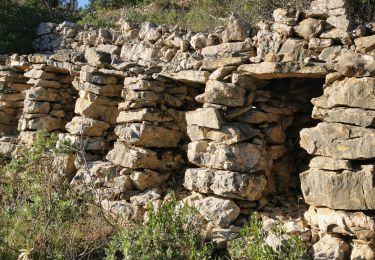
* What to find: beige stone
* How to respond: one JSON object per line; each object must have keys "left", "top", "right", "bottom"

{"left": 312, "top": 107, "right": 375, "bottom": 127}
{"left": 312, "top": 77, "right": 375, "bottom": 110}
{"left": 320, "top": 28, "right": 352, "bottom": 45}
{"left": 300, "top": 122, "right": 375, "bottom": 160}
{"left": 188, "top": 141, "right": 270, "bottom": 174}
{"left": 305, "top": 206, "right": 375, "bottom": 239}
{"left": 114, "top": 122, "right": 182, "bottom": 147}
{"left": 75, "top": 98, "right": 119, "bottom": 124}
{"left": 309, "top": 156, "right": 351, "bottom": 171}
{"left": 130, "top": 170, "right": 170, "bottom": 191}
{"left": 300, "top": 166, "right": 375, "bottom": 210}
{"left": 106, "top": 142, "right": 182, "bottom": 171}
{"left": 222, "top": 13, "right": 251, "bottom": 42}
{"left": 116, "top": 108, "right": 173, "bottom": 123}
{"left": 195, "top": 196, "right": 240, "bottom": 227}
{"left": 335, "top": 50, "right": 375, "bottom": 77}
{"left": 351, "top": 240, "right": 375, "bottom": 260}
{"left": 184, "top": 168, "right": 266, "bottom": 201}
{"left": 355, "top": 34, "right": 375, "bottom": 53}
{"left": 312, "top": 234, "right": 350, "bottom": 260}
{"left": 206, "top": 122, "right": 259, "bottom": 144}
{"left": 202, "top": 80, "right": 246, "bottom": 107}
{"left": 186, "top": 108, "right": 223, "bottom": 129}
{"left": 238, "top": 62, "right": 328, "bottom": 79}
{"left": 201, "top": 42, "right": 252, "bottom": 57}
{"left": 66, "top": 116, "right": 110, "bottom": 137}
{"left": 294, "top": 18, "right": 324, "bottom": 40}
{"left": 201, "top": 57, "right": 246, "bottom": 70}
{"left": 161, "top": 70, "right": 209, "bottom": 84}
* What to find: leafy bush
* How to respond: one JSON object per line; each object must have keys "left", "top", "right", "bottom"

{"left": 105, "top": 195, "right": 213, "bottom": 260}
{"left": 228, "top": 213, "right": 309, "bottom": 260}
{"left": 0, "top": 130, "right": 113, "bottom": 259}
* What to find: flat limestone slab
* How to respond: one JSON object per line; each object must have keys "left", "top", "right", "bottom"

{"left": 300, "top": 166, "right": 375, "bottom": 210}
{"left": 300, "top": 122, "right": 375, "bottom": 160}
{"left": 237, "top": 62, "right": 327, "bottom": 79}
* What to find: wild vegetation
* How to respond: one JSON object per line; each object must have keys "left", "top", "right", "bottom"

{"left": 0, "top": 131, "right": 113, "bottom": 259}
{"left": 228, "top": 213, "right": 309, "bottom": 260}
{"left": 105, "top": 196, "right": 213, "bottom": 260}
{"left": 1, "top": 0, "right": 374, "bottom": 53}
{"left": 0, "top": 131, "right": 308, "bottom": 259}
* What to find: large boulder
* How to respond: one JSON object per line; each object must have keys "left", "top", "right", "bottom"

{"left": 354, "top": 34, "right": 375, "bottom": 53}
{"left": 75, "top": 98, "right": 119, "bottom": 124}
{"left": 237, "top": 62, "right": 328, "bottom": 79}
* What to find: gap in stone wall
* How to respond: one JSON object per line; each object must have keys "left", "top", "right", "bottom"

{"left": 265, "top": 78, "right": 324, "bottom": 194}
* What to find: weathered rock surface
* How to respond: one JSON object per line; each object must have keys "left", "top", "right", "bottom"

{"left": 300, "top": 122, "right": 375, "bottom": 160}
{"left": 200, "top": 80, "right": 246, "bottom": 107}
{"left": 312, "top": 77, "right": 375, "bottom": 110}
{"left": 66, "top": 116, "right": 110, "bottom": 136}
{"left": 305, "top": 206, "right": 375, "bottom": 239}
{"left": 188, "top": 141, "right": 270, "bottom": 173}
{"left": 186, "top": 108, "right": 223, "bottom": 129}
{"left": 238, "top": 62, "right": 327, "bottom": 79}
{"left": 312, "top": 107, "right": 375, "bottom": 128}
{"left": 114, "top": 122, "right": 182, "bottom": 147}
{"left": 184, "top": 168, "right": 266, "bottom": 200}
{"left": 195, "top": 196, "right": 240, "bottom": 227}
{"left": 300, "top": 166, "right": 375, "bottom": 210}
{"left": 312, "top": 234, "right": 350, "bottom": 260}
{"left": 106, "top": 142, "right": 182, "bottom": 171}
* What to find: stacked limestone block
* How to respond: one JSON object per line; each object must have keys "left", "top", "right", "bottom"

{"left": 64, "top": 62, "right": 123, "bottom": 159}
{"left": 299, "top": 73, "right": 375, "bottom": 258}
{"left": 18, "top": 62, "right": 75, "bottom": 135}
{"left": 98, "top": 72, "right": 206, "bottom": 221}
{"left": 0, "top": 66, "right": 30, "bottom": 136}
{"left": 0, "top": 64, "right": 30, "bottom": 158}
{"left": 183, "top": 74, "right": 275, "bottom": 232}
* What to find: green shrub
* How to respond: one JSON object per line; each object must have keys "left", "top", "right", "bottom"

{"left": 0, "top": 130, "right": 113, "bottom": 259}
{"left": 105, "top": 194, "right": 213, "bottom": 260}
{"left": 228, "top": 213, "right": 309, "bottom": 260}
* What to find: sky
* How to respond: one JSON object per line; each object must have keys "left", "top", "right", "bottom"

{"left": 78, "top": 0, "right": 90, "bottom": 8}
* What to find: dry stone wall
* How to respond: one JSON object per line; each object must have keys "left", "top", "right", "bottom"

{"left": 1, "top": 0, "right": 375, "bottom": 257}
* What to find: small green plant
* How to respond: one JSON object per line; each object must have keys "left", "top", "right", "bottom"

{"left": 0, "top": 130, "right": 112, "bottom": 259}
{"left": 105, "top": 194, "right": 213, "bottom": 260}
{"left": 228, "top": 213, "right": 309, "bottom": 260}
